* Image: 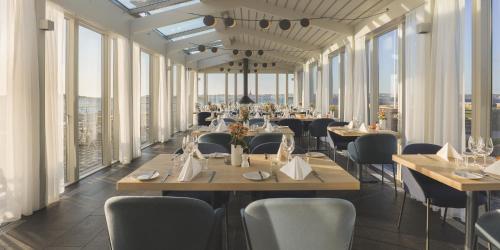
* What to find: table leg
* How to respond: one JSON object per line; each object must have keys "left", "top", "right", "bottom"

{"left": 465, "top": 191, "right": 478, "bottom": 250}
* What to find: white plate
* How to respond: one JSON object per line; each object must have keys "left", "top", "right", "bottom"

{"left": 243, "top": 171, "right": 271, "bottom": 181}
{"left": 205, "top": 153, "right": 230, "bottom": 158}
{"left": 453, "top": 170, "right": 484, "bottom": 180}
{"left": 136, "top": 171, "right": 160, "bottom": 181}
{"left": 306, "top": 152, "right": 326, "bottom": 158}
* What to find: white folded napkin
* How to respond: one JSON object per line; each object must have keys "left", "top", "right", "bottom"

{"left": 177, "top": 154, "right": 202, "bottom": 182}
{"left": 280, "top": 156, "right": 312, "bottom": 180}
{"left": 215, "top": 121, "right": 227, "bottom": 132}
{"left": 254, "top": 113, "right": 261, "bottom": 118}
{"left": 436, "top": 143, "right": 463, "bottom": 162}
{"left": 484, "top": 160, "right": 500, "bottom": 176}
{"left": 347, "top": 121, "right": 354, "bottom": 129}
{"left": 265, "top": 122, "right": 273, "bottom": 132}
{"left": 359, "top": 123, "right": 369, "bottom": 132}
{"left": 316, "top": 114, "right": 322, "bottom": 118}
{"left": 222, "top": 113, "right": 228, "bottom": 118}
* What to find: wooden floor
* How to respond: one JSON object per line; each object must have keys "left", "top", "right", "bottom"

{"left": 0, "top": 133, "right": 481, "bottom": 250}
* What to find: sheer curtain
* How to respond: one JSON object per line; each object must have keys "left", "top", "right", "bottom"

{"left": 131, "top": 43, "right": 141, "bottom": 158}
{"left": 405, "top": 7, "right": 431, "bottom": 144}
{"left": 352, "top": 36, "right": 368, "bottom": 123}
{"left": 343, "top": 37, "right": 354, "bottom": 121}
{"left": 179, "top": 65, "right": 189, "bottom": 131}
{"left": 157, "top": 56, "right": 169, "bottom": 142}
{"left": 116, "top": 37, "right": 132, "bottom": 164}
{"left": 151, "top": 55, "right": 160, "bottom": 143}
{"left": 45, "top": 1, "right": 65, "bottom": 204}
{"left": 0, "top": 0, "right": 41, "bottom": 223}
{"left": 429, "top": 0, "right": 466, "bottom": 151}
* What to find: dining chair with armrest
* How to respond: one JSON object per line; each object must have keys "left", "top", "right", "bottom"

{"left": 474, "top": 209, "right": 500, "bottom": 249}
{"left": 308, "top": 118, "right": 335, "bottom": 152}
{"left": 199, "top": 133, "right": 232, "bottom": 151}
{"left": 327, "top": 121, "right": 356, "bottom": 162}
{"left": 248, "top": 133, "right": 283, "bottom": 152}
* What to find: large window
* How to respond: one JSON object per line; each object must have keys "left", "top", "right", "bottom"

{"left": 248, "top": 73, "right": 257, "bottom": 102}
{"left": 309, "top": 63, "right": 318, "bottom": 107}
{"left": 287, "top": 74, "right": 294, "bottom": 105}
{"left": 376, "top": 29, "right": 399, "bottom": 131}
{"left": 207, "top": 73, "right": 225, "bottom": 104}
{"left": 278, "top": 74, "right": 287, "bottom": 105}
{"left": 228, "top": 73, "right": 235, "bottom": 104}
{"left": 140, "top": 51, "right": 151, "bottom": 145}
{"left": 492, "top": 0, "right": 500, "bottom": 156}
{"left": 77, "top": 25, "right": 103, "bottom": 176}
{"left": 236, "top": 73, "right": 244, "bottom": 102}
{"left": 197, "top": 73, "right": 205, "bottom": 105}
{"left": 330, "top": 53, "right": 342, "bottom": 117}
{"left": 464, "top": 0, "right": 473, "bottom": 142}
{"left": 258, "top": 73, "right": 277, "bottom": 103}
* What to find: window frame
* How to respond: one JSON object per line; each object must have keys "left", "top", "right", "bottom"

{"left": 328, "top": 48, "right": 346, "bottom": 119}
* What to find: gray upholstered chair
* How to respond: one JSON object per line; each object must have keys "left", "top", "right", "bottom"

{"left": 241, "top": 198, "right": 356, "bottom": 250}
{"left": 475, "top": 209, "right": 500, "bottom": 249}
{"left": 199, "top": 133, "right": 232, "bottom": 151}
{"left": 347, "top": 133, "right": 398, "bottom": 192}
{"left": 248, "top": 133, "right": 283, "bottom": 152}
{"left": 250, "top": 142, "right": 306, "bottom": 155}
{"left": 104, "top": 196, "right": 224, "bottom": 250}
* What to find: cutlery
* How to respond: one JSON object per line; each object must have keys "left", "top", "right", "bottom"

{"left": 419, "top": 154, "right": 436, "bottom": 161}
{"left": 161, "top": 171, "right": 171, "bottom": 183}
{"left": 148, "top": 170, "right": 158, "bottom": 179}
{"left": 480, "top": 171, "right": 500, "bottom": 181}
{"left": 264, "top": 153, "right": 268, "bottom": 160}
{"left": 258, "top": 170, "right": 264, "bottom": 180}
{"left": 312, "top": 171, "right": 324, "bottom": 183}
{"left": 208, "top": 171, "right": 216, "bottom": 183}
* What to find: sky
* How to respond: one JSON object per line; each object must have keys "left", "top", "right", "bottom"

{"left": 78, "top": 26, "right": 102, "bottom": 98}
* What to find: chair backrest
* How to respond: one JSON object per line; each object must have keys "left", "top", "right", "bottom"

{"left": 277, "top": 119, "right": 304, "bottom": 137}
{"left": 249, "top": 118, "right": 264, "bottom": 126}
{"left": 327, "top": 121, "right": 355, "bottom": 150}
{"left": 351, "top": 134, "right": 397, "bottom": 164}
{"left": 242, "top": 198, "right": 355, "bottom": 250}
{"left": 251, "top": 142, "right": 307, "bottom": 154}
{"left": 401, "top": 143, "right": 442, "bottom": 202}
{"left": 197, "top": 112, "right": 212, "bottom": 126}
{"left": 309, "top": 118, "right": 335, "bottom": 137}
{"left": 223, "top": 118, "right": 236, "bottom": 124}
{"left": 175, "top": 143, "right": 229, "bottom": 155}
{"left": 198, "top": 133, "right": 232, "bottom": 151}
{"left": 105, "top": 196, "right": 223, "bottom": 250}
{"left": 248, "top": 133, "right": 283, "bottom": 151}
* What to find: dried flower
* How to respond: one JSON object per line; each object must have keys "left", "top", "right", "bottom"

{"left": 229, "top": 123, "right": 249, "bottom": 147}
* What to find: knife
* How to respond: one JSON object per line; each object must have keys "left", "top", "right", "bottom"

{"left": 208, "top": 171, "right": 216, "bottom": 183}
{"left": 161, "top": 171, "right": 171, "bottom": 183}
{"left": 258, "top": 170, "right": 264, "bottom": 180}
{"left": 312, "top": 171, "right": 324, "bottom": 183}
{"left": 148, "top": 170, "right": 158, "bottom": 179}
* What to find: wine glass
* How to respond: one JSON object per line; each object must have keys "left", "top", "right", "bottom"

{"left": 283, "top": 136, "right": 295, "bottom": 162}
{"left": 483, "top": 138, "right": 495, "bottom": 165}
{"left": 468, "top": 136, "right": 476, "bottom": 165}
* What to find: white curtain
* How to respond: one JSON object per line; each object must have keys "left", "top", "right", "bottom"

{"left": 405, "top": 7, "right": 431, "bottom": 144}
{"left": 158, "top": 56, "right": 169, "bottom": 142}
{"left": 429, "top": 0, "right": 466, "bottom": 151}
{"left": 131, "top": 43, "right": 141, "bottom": 158}
{"left": 116, "top": 37, "right": 132, "bottom": 164}
{"left": 343, "top": 37, "right": 354, "bottom": 121}
{"left": 151, "top": 55, "right": 160, "bottom": 143}
{"left": 179, "top": 65, "right": 189, "bottom": 131}
{"left": 0, "top": 0, "right": 41, "bottom": 223}
{"left": 166, "top": 59, "right": 173, "bottom": 137}
{"left": 352, "top": 36, "right": 368, "bottom": 123}
{"left": 45, "top": 1, "right": 65, "bottom": 204}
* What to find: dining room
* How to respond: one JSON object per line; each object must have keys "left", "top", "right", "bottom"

{"left": 1, "top": 0, "right": 500, "bottom": 249}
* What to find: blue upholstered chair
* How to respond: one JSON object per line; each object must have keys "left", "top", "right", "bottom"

{"left": 197, "top": 112, "right": 212, "bottom": 126}
{"left": 241, "top": 198, "right": 356, "bottom": 250}
{"left": 248, "top": 133, "right": 283, "bottom": 152}
{"left": 199, "top": 133, "right": 232, "bottom": 151}
{"left": 174, "top": 143, "right": 229, "bottom": 155}
{"left": 475, "top": 209, "right": 500, "bottom": 249}
{"left": 327, "top": 121, "right": 356, "bottom": 162}
{"left": 105, "top": 196, "right": 224, "bottom": 250}
{"left": 308, "top": 118, "right": 335, "bottom": 151}
{"left": 397, "top": 143, "right": 487, "bottom": 250}
{"left": 223, "top": 118, "right": 236, "bottom": 124}
{"left": 347, "top": 134, "right": 398, "bottom": 192}
{"left": 277, "top": 118, "right": 304, "bottom": 143}
{"left": 249, "top": 118, "right": 264, "bottom": 127}
{"left": 250, "top": 142, "right": 306, "bottom": 155}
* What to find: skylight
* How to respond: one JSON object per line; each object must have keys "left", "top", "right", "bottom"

{"left": 171, "top": 28, "right": 215, "bottom": 42}
{"left": 157, "top": 17, "right": 205, "bottom": 37}
{"left": 148, "top": 0, "right": 199, "bottom": 14}
{"left": 113, "top": 0, "right": 198, "bottom": 13}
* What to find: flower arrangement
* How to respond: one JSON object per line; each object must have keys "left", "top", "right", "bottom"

{"left": 229, "top": 123, "right": 249, "bottom": 148}
{"left": 209, "top": 104, "right": 218, "bottom": 112}
{"left": 263, "top": 102, "right": 276, "bottom": 113}
{"left": 378, "top": 110, "right": 386, "bottom": 120}
{"left": 329, "top": 105, "right": 337, "bottom": 113}
{"left": 239, "top": 107, "right": 250, "bottom": 122}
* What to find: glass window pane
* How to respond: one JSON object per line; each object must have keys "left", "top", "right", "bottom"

{"left": 377, "top": 30, "right": 398, "bottom": 131}
{"left": 228, "top": 73, "right": 235, "bottom": 104}
{"left": 157, "top": 18, "right": 205, "bottom": 37}
{"left": 236, "top": 73, "right": 244, "bottom": 101}
{"left": 197, "top": 73, "right": 204, "bottom": 105}
{"left": 464, "top": 0, "right": 473, "bottom": 142}
{"left": 287, "top": 74, "right": 294, "bottom": 105}
{"left": 258, "top": 73, "right": 276, "bottom": 103}
{"left": 309, "top": 63, "right": 317, "bottom": 107}
{"left": 492, "top": 0, "right": 500, "bottom": 156}
{"left": 330, "top": 55, "right": 341, "bottom": 116}
{"left": 207, "top": 73, "right": 225, "bottom": 104}
{"left": 278, "top": 74, "right": 286, "bottom": 105}
{"left": 77, "top": 26, "right": 103, "bottom": 176}
{"left": 140, "top": 52, "right": 151, "bottom": 145}
{"left": 248, "top": 73, "right": 256, "bottom": 102}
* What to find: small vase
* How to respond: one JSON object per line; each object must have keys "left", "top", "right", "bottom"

{"left": 379, "top": 119, "right": 387, "bottom": 130}
{"left": 231, "top": 145, "right": 243, "bottom": 166}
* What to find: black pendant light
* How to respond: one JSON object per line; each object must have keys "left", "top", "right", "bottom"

{"left": 279, "top": 19, "right": 291, "bottom": 30}
{"left": 245, "top": 50, "right": 253, "bottom": 57}
{"left": 229, "top": 61, "right": 234, "bottom": 66}
{"left": 263, "top": 63, "right": 268, "bottom": 68}
{"left": 203, "top": 15, "right": 216, "bottom": 27}
{"left": 253, "top": 63, "right": 258, "bottom": 67}
{"left": 259, "top": 19, "right": 270, "bottom": 29}
{"left": 198, "top": 45, "right": 206, "bottom": 52}
{"left": 300, "top": 18, "right": 310, "bottom": 27}
{"left": 271, "top": 62, "right": 276, "bottom": 67}
{"left": 219, "top": 67, "right": 224, "bottom": 72}
{"left": 224, "top": 17, "right": 236, "bottom": 27}
{"left": 232, "top": 49, "right": 239, "bottom": 55}
{"left": 257, "top": 50, "right": 264, "bottom": 56}
{"left": 211, "top": 47, "right": 218, "bottom": 53}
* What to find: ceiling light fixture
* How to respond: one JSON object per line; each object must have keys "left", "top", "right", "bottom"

{"left": 203, "top": 15, "right": 216, "bottom": 27}
{"left": 211, "top": 47, "right": 218, "bottom": 53}
{"left": 259, "top": 19, "right": 270, "bottom": 29}
{"left": 232, "top": 49, "right": 239, "bottom": 55}
{"left": 257, "top": 50, "right": 264, "bottom": 56}
{"left": 245, "top": 50, "right": 252, "bottom": 57}
{"left": 278, "top": 19, "right": 291, "bottom": 30}
{"left": 198, "top": 45, "right": 206, "bottom": 52}
{"left": 300, "top": 18, "right": 310, "bottom": 27}
{"left": 224, "top": 17, "right": 236, "bottom": 27}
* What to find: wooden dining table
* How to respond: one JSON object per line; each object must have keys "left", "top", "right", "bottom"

{"left": 393, "top": 154, "right": 500, "bottom": 250}
{"left": 117, "top": 154, "right": 360, "bottom": 192}
{"left": 328, "top": 126, "right": 400, "bottom": 138}
{"left": 191, "top": 126, "right": 295, "bottom": 137}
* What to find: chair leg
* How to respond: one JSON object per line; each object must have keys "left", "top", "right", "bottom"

{"left": 333, "top": 149, "right": 336, "bottom": 162}
{"left": 224, "top": 204, "right": 230, "bottom": 250}
{"left": 397, "top": 191, "right": 407, "bottom": 230}
{"left": 392, "top": 164, "right": 397, "bottom": 194}
{"left": 381, "top": 164, "right": 384, "bottom": 184}
{"left": 442, "top": 207, "right": 447, "bottom": 226}
{"left": 426, "top": 198, "right": 430, "bottom": 250}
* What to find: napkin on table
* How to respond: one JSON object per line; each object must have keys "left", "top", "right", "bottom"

{"left": 215, "top": 121, "right": 227, "bottom": 132}
{"left": 265, "top": 122, "right": 273, "bottom": 132}
{"left": 254, "top": 113, "right": 261, "bottom": 118}
{"left": 359, "top": 123, "right": 369, "bottom": 132}
{"left": 346, "top": 121, "right": 354, "bottom": 129}
{"left": 177, "top": 154, "right": 202, "bottom": 182}
{"left": 280, "top": 156, "right": 313, "bottom": 180}
{"left": 484, "top": 160, "right": 500, "bottom": 176}
{"left": 436, "top": 143, "right": 463, "bottom": 162}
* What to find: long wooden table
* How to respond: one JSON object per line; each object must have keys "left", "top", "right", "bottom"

{"left": 191, "top": 126, "right": 295, "bottom": 137}
{"left": 393, "top": 154, "right": 500, "bottom": 250}
{"left": 117, "top": 154, "right": 360, "bottom": 191}
{"left": 328, "top": 126, "right": 400, "bottom": 138}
